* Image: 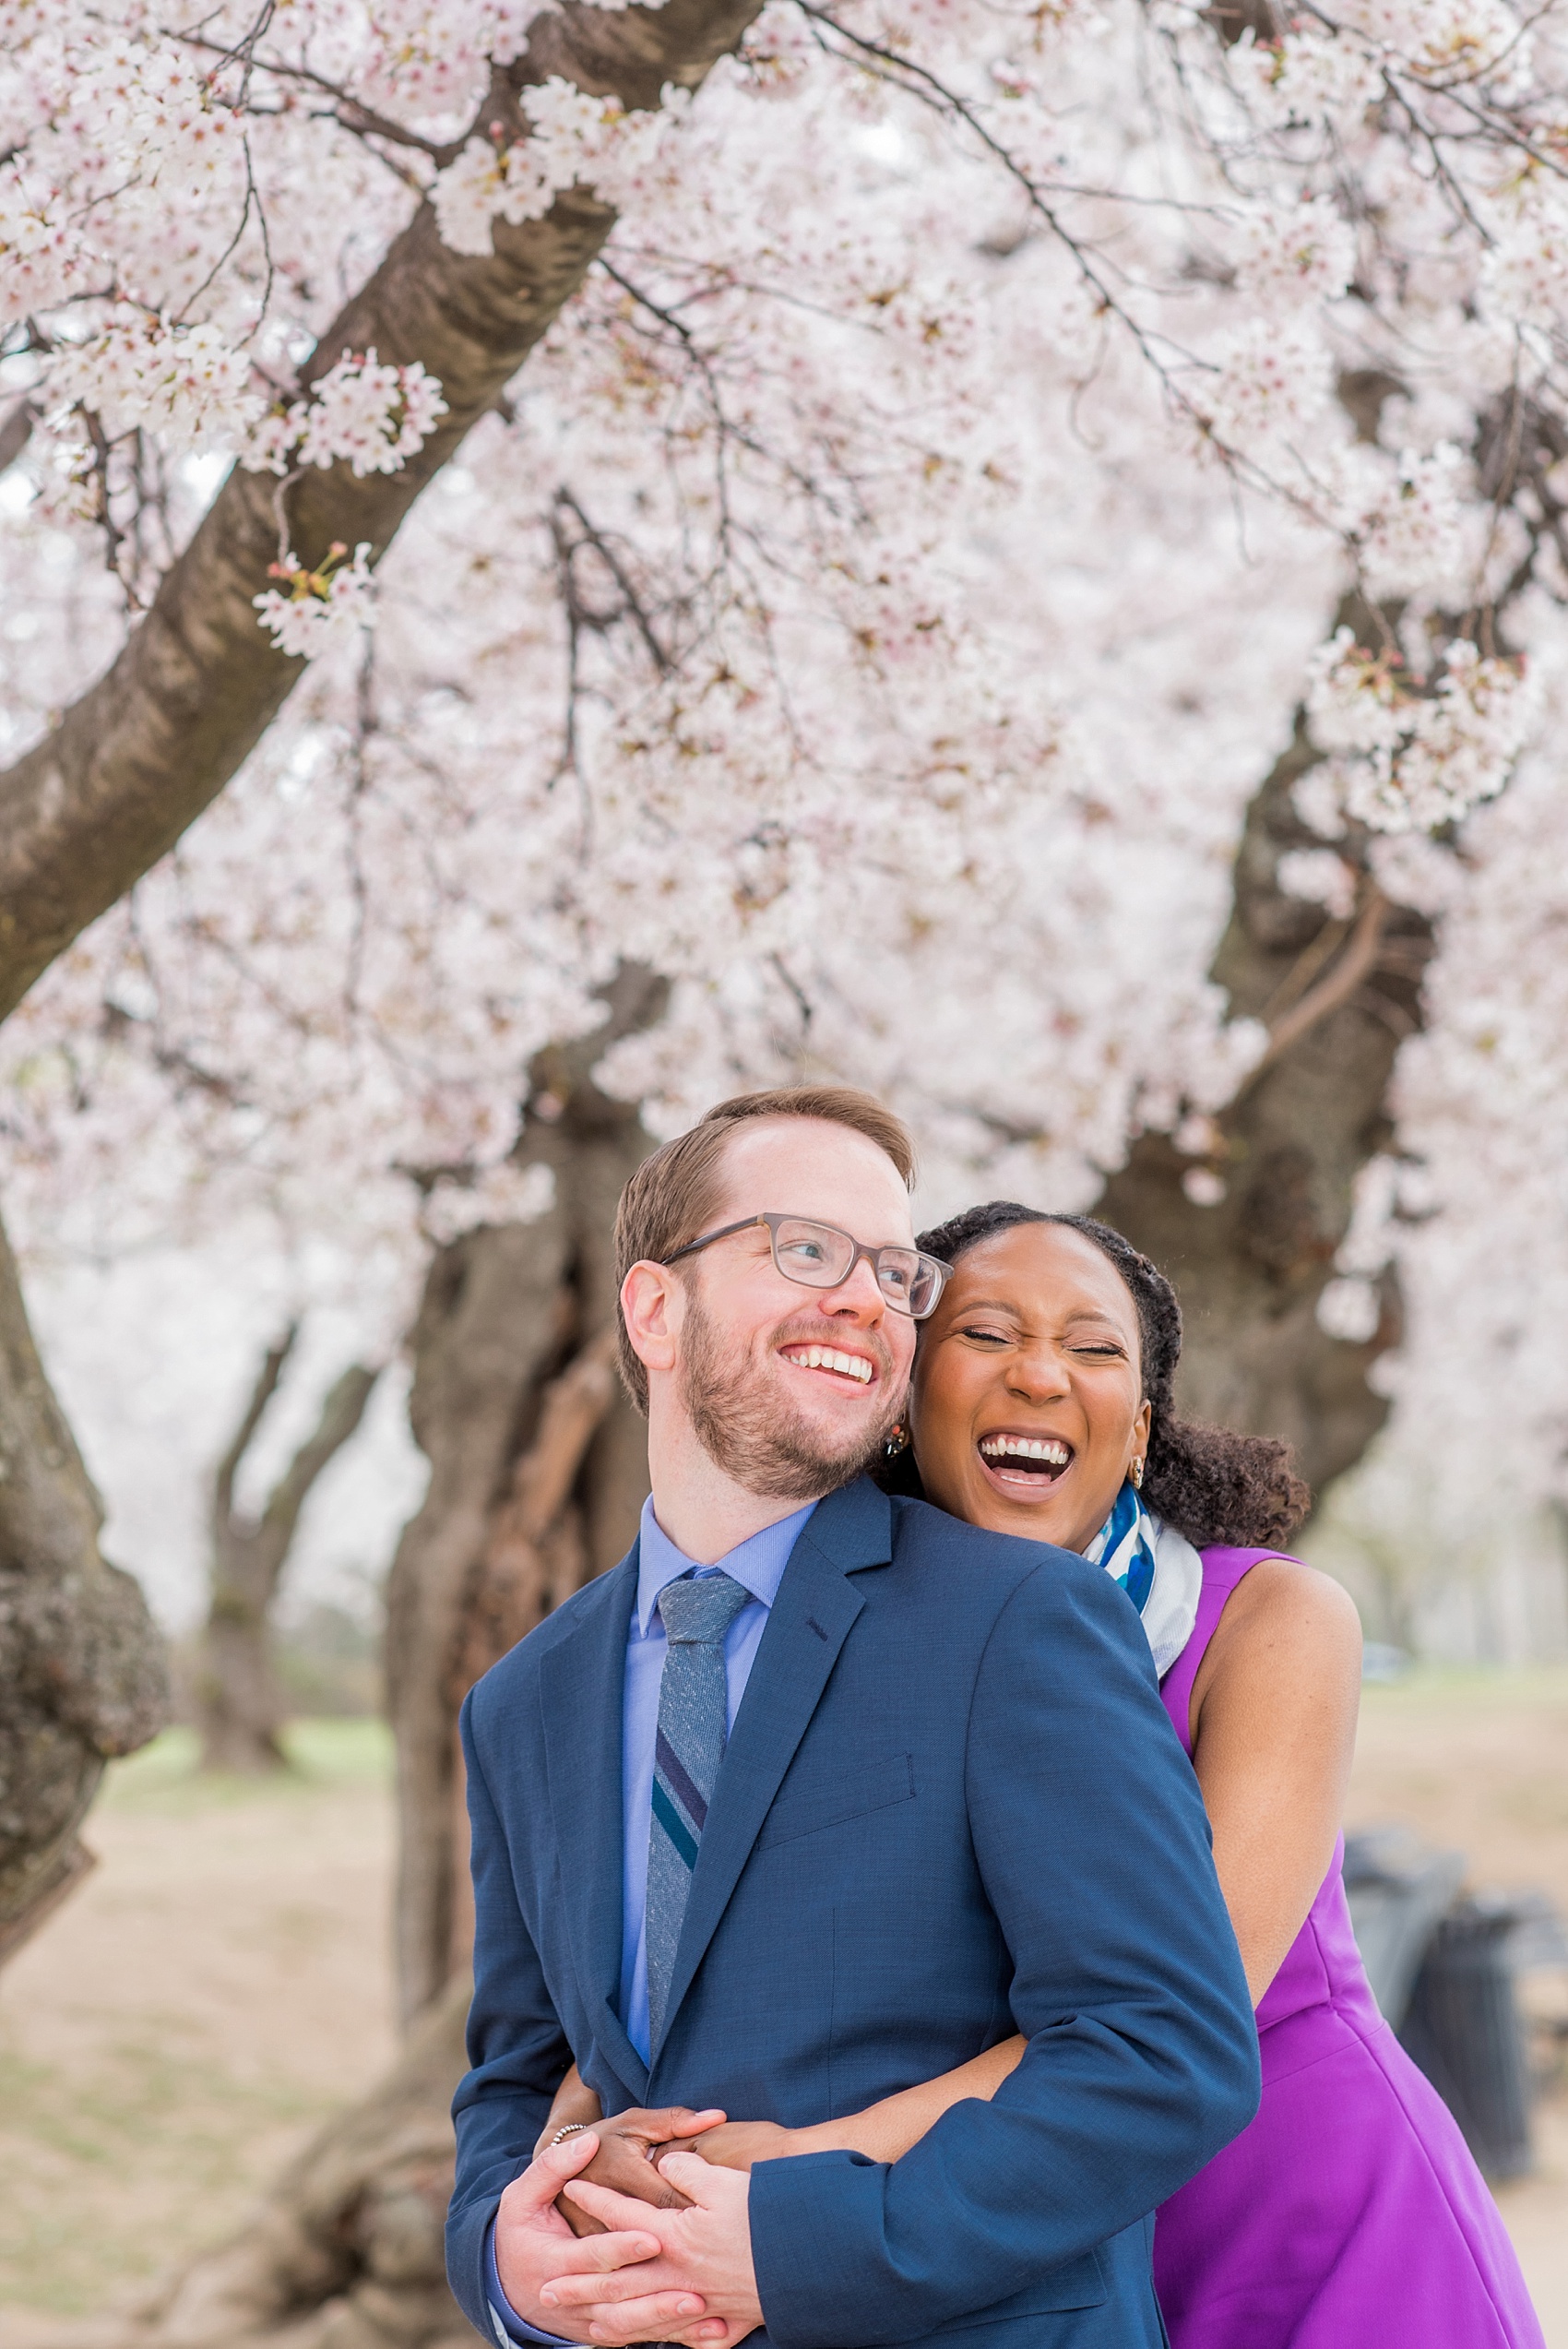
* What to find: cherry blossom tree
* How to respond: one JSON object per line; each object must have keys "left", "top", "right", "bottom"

{"left": 6, "top": 0, "right": 1562, "bottom": 1439}
{"left": 5, "top": 0, "right": 1568, "bottom": 2334}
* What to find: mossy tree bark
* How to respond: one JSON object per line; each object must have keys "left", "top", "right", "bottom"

{"left": 0, "top": 1206, "right": 169, "bottom": 1969}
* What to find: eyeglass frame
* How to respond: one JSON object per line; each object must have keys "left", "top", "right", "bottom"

{"left": 659, "top": 1211, "right": 954, "bottom": 1320}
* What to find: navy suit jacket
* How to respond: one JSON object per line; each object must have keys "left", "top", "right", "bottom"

{"left": 447, "top": 1478, "right": 1259, "bottom": 2349}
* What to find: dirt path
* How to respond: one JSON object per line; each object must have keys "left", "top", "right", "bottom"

{"left": 2, "top": 1677, "right": 1565, "bottom": 2343}
{"left": 0, "top": 1725, "right": 397, "bottom": 2329}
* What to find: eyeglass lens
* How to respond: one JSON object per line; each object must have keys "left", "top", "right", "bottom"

{"left": 770, "top": 1218, "right": 940, "bottom": 1317}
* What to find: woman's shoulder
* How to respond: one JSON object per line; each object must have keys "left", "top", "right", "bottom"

{"left": 1203, "top": 1550, "right": 1363, "bottom": 1673}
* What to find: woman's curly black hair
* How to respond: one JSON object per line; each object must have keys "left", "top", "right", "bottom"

{"left": 884, "top": 1199, "right": 1311, "bottom": 1551}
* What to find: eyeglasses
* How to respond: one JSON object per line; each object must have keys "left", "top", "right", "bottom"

{"left": 662, "top": 1212, "right": 953, "bottom": 1319}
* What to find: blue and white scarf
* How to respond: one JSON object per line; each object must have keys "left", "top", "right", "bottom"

{"left": 1085, "top": 1481, "right": 1204, "bottom": 1678}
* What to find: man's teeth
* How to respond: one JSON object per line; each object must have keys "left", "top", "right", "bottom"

{"left": 979, "top": 1436, "right": 1071, "bottom": 1465}
{"left": 785, "top": 1345, "right": 873, "bottom": 1383}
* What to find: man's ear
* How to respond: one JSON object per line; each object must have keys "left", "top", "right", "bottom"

{"left": 621, "top": 1259, "right": 685, "bottom": 1386}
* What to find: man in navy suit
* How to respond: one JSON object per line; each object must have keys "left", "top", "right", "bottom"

{"left": 446, "top": 1087, "right": 1259, "bottom": 2349}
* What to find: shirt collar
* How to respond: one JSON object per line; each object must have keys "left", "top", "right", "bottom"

{"left": 634, "top": 1493, "right": 817, "bottom": 1637}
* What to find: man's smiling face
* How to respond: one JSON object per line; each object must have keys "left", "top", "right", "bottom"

{"left": 671, "top": 1116, "right": 918, "bottom": 1499}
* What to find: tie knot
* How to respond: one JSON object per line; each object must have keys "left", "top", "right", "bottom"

{"left": 657, "top": 1570, "right": 752, "bottom": 1648}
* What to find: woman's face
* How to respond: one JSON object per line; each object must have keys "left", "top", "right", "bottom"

{"left": 909, "top": 1222, "right": 1152, "bottom": 1554}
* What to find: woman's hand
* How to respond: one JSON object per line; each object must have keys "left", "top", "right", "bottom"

{"left": 554, "top": 2105, "right": 727, "bottom": 2237}
{"left": 678, "top": 2120, "right": 812, "bottom": 2172}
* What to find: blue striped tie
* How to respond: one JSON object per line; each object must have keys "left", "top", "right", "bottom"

{"left": 646, "top": 1571, "right": 752, "bottom": 2049}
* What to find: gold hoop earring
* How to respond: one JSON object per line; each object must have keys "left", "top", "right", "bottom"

{"left": 884, "top": 1424, "right": 910, "bottom": 1460}
{"left": 1130, "top": 1457, "right": 1145, "bottom": 1489}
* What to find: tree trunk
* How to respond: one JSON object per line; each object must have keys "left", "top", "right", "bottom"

{"left": 1096, "top": 708, "right": 1434, "bottom": 1495}
{"left": 197, "top": 1332, "right": 380, "bottom": 1774}
{"left": 1099, "top": 378, "right": 1560, "bottom": 1492}
{"left": 387, "top": 966, "right": 665, "bottom": 2026}
{"left": 0, "top": 1204, "right": 169, "bottom": 1970}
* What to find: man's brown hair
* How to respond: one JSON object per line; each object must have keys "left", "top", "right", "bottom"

{"left": 613, "top": 1086, "right": 916, "bottom": 1413}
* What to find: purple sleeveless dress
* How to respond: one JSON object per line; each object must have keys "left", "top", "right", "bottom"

{"left": 1153, "top": 1547, "right": 1544, "bottom": 2349}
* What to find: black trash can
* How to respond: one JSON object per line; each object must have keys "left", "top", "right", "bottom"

{"left": 1399, "top": 1898, "right": 1535, "bottom": 2181}
{"left": 1342, "top": 1827, "right": 1466, "bottom": 2031}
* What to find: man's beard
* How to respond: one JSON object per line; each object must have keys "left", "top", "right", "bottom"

{"left": 678, "top": 1290, "right": 902, "bottom": 1500}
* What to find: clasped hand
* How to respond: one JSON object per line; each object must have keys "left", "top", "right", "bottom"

{"left": 495, "top": 2122, "right": 770, "bottom": 2348}
{"left": 552, "top": 2106, "right": 796, "bottom": 2239}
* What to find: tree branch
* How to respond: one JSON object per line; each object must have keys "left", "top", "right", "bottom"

{"left": 255, "top": 1361, "right": 379, "bottom": 1582}
{"left": 1237, "top": 885, "right": 1390, "bottom": 1098}
{"left": 0, "top": 395, "right": 37, "bottom": 476}
{"left": 175, "top": 35, "right": 474, "bottom": 168}
{"left": 497, "top": 1325, "right": 621, "bottom": 1545}
{"left": 212, "top": 1322, "right": 298, "bottom": 1526}
{"left": 0, "top": 0, "right": 766, "bottom": 1025}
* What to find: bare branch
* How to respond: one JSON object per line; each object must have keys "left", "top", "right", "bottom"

{"left": 1236, "top": 885, "right": 1390, "bottom": 1098}
{"left": 553, "top": 484, "right": 674, "bottom": 674}
{"left": 255, "top": 1361, "right": 380, "bottom": 1570}
{"left": 212, "top": 1322, "right": 299, "bottom": 1525}
{"left": 174, "top": 33, "right": 472, "bottom": 168}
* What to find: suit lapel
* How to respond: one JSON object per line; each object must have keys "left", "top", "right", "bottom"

{"left": 653, "top": 1479, "right": 894, "bottom": 2058}
{"left": 539, "top": 1545, "right": 649, "bottom": 2102}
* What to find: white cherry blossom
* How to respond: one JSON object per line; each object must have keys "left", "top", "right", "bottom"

{"left": 5, "top": 0, "right": 1568, "bottom": 1554}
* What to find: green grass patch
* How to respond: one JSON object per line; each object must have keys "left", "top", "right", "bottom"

{"left": 1360, "top": 1663, "right": 1568, "bottom": 1712}
{"left": 102, "top": 1716, "right": 394, "bottom": 1811}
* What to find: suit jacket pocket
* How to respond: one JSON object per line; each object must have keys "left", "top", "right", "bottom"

{"left": 754, "top": 1750, "right": 915, "bottom": 1849}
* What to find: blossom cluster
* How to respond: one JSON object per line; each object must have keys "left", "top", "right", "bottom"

{"left": 244, "top": 352, "right": 448, "bottom": 479}
{"left": 434, "top": 80, "right": 689, "bottom": 255}
{"left": 1304, "top": 630, "right": 1539, "bottom": 834}
{"left": 253, "top": 541, "right": 374, "bottom": 657}
{"left": 49, "top": 313, "right": 260, "bottom": 457}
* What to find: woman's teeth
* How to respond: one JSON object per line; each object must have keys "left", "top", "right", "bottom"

{"left": 783, "top": 1345, "right": 873, "bottom": 1383}
{"left": 979, "top": 1436, "right": 1070, "bottom": 1470}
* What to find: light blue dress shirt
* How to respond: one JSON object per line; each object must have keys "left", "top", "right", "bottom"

{"left": 484, "top": 1493, "right": 817, "bottom": 2347}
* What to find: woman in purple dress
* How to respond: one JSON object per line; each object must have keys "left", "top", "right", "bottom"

{"left": 541, "top": 1202, "right": 1543, "bottom": 2347}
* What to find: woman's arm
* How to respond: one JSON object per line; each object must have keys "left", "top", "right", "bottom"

{"left": 688, "top": 2038, "right": 1026, "bottom": 2172}
{"left": 533, "top": 2063, "right": 604, "bottom": 2155}
{"left": 1185, "top": 1556, "right": 1362, "bottom": 2004}
{"left": 547, "top": 2040, "right": 1029, "bottom": 2201}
